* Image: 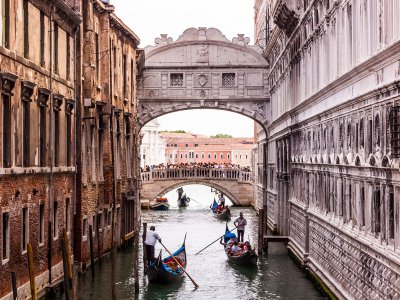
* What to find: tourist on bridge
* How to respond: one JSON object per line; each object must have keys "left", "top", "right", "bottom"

{"left": 234, "top": 212, "right": 247, "bottom": 243}
{"left": 144, "top": 226, "right": 161, "bottom": 265}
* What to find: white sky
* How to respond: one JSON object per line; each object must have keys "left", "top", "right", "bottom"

{"left": 112, "top": 0, "right": 256, "bottom": 137}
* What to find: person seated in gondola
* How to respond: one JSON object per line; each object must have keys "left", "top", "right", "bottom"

{"left": 216, "top": 204, "right": 223, "bottom": 213}
{"left": 230, "top": 241, "right": 241, "bottom": 256}
{"left": 243, "top": 241, "right": 252, "bottom": 252}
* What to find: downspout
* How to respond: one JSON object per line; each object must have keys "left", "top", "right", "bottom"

{"left": 109, "top": 37, "right": 117, "bottom": 300}
{"left": 72, "top": 24, "right": 80, "bottom": 264}
{"left": 48, "top": 6, "right": 55, "bottom": 284}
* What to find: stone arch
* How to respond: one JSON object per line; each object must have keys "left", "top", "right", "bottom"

{"left": 154, "top": 180, "right": 244, "bottom": 206}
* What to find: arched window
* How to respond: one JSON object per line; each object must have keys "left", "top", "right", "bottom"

{"left": 339, "top": 122, "right": 344, "bottom": 150}
{"left": 360, "top": 118, "right": 364, "bottom": 148}
{"left": 347, "top": 121, "right": 352, "bottom": 149}
{"left": 375, "top": 114, "right": 380, "bottom": 147}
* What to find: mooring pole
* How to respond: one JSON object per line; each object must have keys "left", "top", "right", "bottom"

{"left": 11, "top": 272, "right": 18, "bottom": 300}
{"left": 89, "top": 225, "right": 95, "bottom": 277}
{"left": 142, "top": 223, "right": 147, "bottom": 275}
{"left": 133, "top": 229, "right": 140, "bottom": 293}
{"left": 27, "top": 243, "right": 37, "bottom": 300}
{"left": 61, "top": 240, "right": 71, "bottom": 300}
{"left": 258, "top": 208, "right": 264, "bottom": 255}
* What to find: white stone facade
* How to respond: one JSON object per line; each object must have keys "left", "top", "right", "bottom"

{"left": 255, "top": 0, "right": 400, "bottom": 298}
{"left": 140, "top": 119, "right": 166, "bottom": 168}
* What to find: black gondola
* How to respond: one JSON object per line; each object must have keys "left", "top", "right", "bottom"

{"left": 147, "top": 237, "right": 187, "bottom": 284}
{"left": 177, "top": 194, "right": 190, "bottom": 207}
{"left": 215, "top": 207, "right": 231, "bottom": 220}
{"left": 223, "top": 226, "right": 258, "bottom": 266}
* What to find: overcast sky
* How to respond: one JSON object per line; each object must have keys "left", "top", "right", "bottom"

{"left": 112, "top": 0, "right": 256, "bottom": 137}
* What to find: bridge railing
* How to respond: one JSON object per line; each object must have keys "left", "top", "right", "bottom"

{"left": 140, "top": 167, "right": 252, "bottom": 183}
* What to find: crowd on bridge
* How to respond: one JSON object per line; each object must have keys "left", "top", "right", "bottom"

{"left": 141, "top": 162, "right": 251, "bottom": 173}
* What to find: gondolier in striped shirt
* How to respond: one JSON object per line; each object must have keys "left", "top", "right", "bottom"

{"left": 145, "top": 226, "right": 161, "bottom": 265}
{"left": 234, "top": 212, "right": 247, "bottom": 243}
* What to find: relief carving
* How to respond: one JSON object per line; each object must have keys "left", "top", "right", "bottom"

{"left": 196, "top": 44, "right": 209, "bottom": 63}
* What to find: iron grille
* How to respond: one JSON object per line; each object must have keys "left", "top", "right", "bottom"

{"left": 390, "top": 106, "right": 400, "bottom": 158}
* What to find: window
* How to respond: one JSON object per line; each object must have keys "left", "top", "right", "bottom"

{"left": 23, "top": 0, "right": 29, "bottom": 58}
{"left": 194, "top": 144, "right": 198, "bottom": 147}
{"left": 123, "top": 54, "right": 127, "bottom": 97}
{"left": 222, "top": 73, "right": 235, "bottom": 87}
{"left": 95, "top": 33, "right": 99, "bottom": 83}
{"left": 195, "top": 153, "right": 198, "bottom": 159}
{"left": 65, "top": 198, "right": 70, "bottom": 233}
{"left": 228, "top": 154, "right": 230, "bottom": 159}
{"left": 107, "top": 210, "right": 112, "bottom": 227}
{"left": 185, "top": 144, "right": 188, "bottom": 147}
{"left": 214, "top": 153, "right": 217, "bottom": 159}
{"left": 91, "top": 125, "right": 96, "bottom": 181}
{"left": 185, "top": 154, "right": 188, "bottom": 159}
{"left": 113, "top": 45, "right": 117, "bottom": 90}
{"left": 389, "top": 106, "right": 400, "bottom": 157}
{"left": 2, "top": 0, "right": 10, "bottom": 48}
{"left": 22, "top": 207, "right": 29, "bottom": 252}
{"left": 202, "top": 153, "right": 204, "bottom": 158}
{"left": 388, "top": 190, "right": 394, "bottom": 239}
{"left": 2, "top": 93, "right": 11, "bottom": 167}
{"left": 2, "top": 212, "right": 9, "bottom": 261}
{"left": 39, "top": 102, "right": 47, "bottom": 167}
{"left": 180, "top": 154, "right": 183, "bottom": 159}
{"left": 373, "top": 188, "right": 381, "bottom": 233}
{"left": 97, "top": 212, "right": 102, "bottom": 232}
{"left": 39, "top": 203, "right": 45, "bottom": 244}
{"left": 53, "top": 201, "right": 58, "bottom": 238}
{"left": 92, "top": 215, "right": 96, "bottom": 236}
{"left": 53, "top": 23, "right": 58, "bottom": 74}
{"left": 22, "top": 87, "right": 31, "bottom": 167}
{"left": 131, "top": 59, "right": 134, "bottom": 102}
{"left": 170, "top": 73, "right": 183, "bottom": 86}
{"left": 360, "top": 186, "right": 365, "bottom": 227}
{"left": 40, "top": 11, "right": 45, "bottom": 66}
{"left": 125, "top": 115, "right": 131, "bottom": 178}
{"left": 98, "top": 112, "right": 104, "bottom": 181}
{"left": 208, "top": 154, "right": 211, "bottom": 159}
{"left": 66, "top": 35, "right": 70, "bottom": 79}
{"left": 220, "top": 154, "right": 223, "bottom": 159}
{"left": 66, "top": 106, "right": 72, "bottom": 166}
{"left": 115, "top": 113, "right": 121, "bottom": 179}
{"left": 246, "top": 155, "right": 248, "bottom": 159}
{"left": 54, "top": 109, "right": 60, "bottom": 166}
{"left": 82, "top": 218, "right": 87, "bottom": 239}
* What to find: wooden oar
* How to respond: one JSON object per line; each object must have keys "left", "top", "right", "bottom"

{"left": 159, "top": 241, "right": 199, "bottom": 288}
{"left": 195, "top": 226, "right": 237, "bottom": 255}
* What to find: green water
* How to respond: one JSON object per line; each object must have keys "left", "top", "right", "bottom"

{"left": 75, "top": 185, "right": 327, "bottom": 300}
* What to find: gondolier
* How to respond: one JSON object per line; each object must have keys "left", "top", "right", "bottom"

{"left": 234, "top": 212, "right": 247, "bottom": 242}
{"left": 177, "top": 187, "right": 184, "bottom": 199}
{"left": 145, "top": 226, "right": 161, "bottom": 265}
{"left": 218, "top": 193, "right": 226, "bottom": 208}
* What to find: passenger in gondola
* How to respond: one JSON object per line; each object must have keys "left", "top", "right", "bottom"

{"left": 144, "top": 226, "right": 161, "bottom": 265}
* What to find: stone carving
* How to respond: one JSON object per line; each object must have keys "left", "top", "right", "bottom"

{"left": 196, "top": 45, "right": 209, "bottom": 63}
{"left": 154, "top": 34, "right": 173, "bottom": 46}
{"left": 252, "top": 103, "right": 264, "bottom": 115}
{"left": 199, "top": 90, "right": 206, "bottom": 98}
{"left": 232, "top": 34, "right": 250, "bottom": 46}
{"left": 198, "top": 73, "right": 208, "bottom": 87}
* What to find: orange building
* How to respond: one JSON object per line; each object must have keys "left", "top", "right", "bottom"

{"left": 161, "top": 132, "right": 254, "bottom": 167}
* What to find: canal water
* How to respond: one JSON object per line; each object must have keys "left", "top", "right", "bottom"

{"left": 76, "top": 185, "right": 326, "bottom": 300}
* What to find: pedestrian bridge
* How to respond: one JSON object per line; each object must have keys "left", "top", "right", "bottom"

{"left": 140, "top": 167, "right": 254, "bottom": 206}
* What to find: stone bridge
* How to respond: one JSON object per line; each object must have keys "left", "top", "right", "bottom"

{"left": 140, "top": 167, "right": 254, "bottom": 206}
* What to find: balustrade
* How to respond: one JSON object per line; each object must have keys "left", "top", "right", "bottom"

{"left": 140, "top": 167, "right": 253, "bottom": 183}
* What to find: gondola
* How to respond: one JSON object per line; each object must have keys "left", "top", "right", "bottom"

{"left": 147, "top": 237, "right": 187, "bottom": 284}
{"left": 150, "top": 198, "right": 170, "bottom": 210}
{"left": 223, "top": 226, "right": 258, "bottom": 266}
{"left": 177, "top": 194, "right": 190, "bottom": 207}
{"left": 215, "top": 207, "right": 231, "bottom": 220}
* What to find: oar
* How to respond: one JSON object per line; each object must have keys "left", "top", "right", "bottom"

{"left": 159, "top": 241, "right": 199, "bottom": 288}
{"left": 195, "top": 226, "right": 237, "bottom": 255}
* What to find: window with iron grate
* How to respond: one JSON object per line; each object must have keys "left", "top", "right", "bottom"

{"left": 389, "top": 106, "right": 400, "bottom": 157}
{"left": 222, "top": 73, "right": 235, "bottom": 87}
{"left": 170, "top": 73, "right": 183, "bottom": 86}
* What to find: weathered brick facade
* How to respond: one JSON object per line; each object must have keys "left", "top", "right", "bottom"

{"left": 0, "top": 0, "right": 141, "bottom": 298}
{"left": 0, "top": 0, "right": 81, "bottom": 298}
{"left": 74, "top": 0, "right": 140, "bottom": 268}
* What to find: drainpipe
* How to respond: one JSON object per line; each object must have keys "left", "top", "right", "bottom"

{"left": 72, "top": 24, "right": 79, "bottom": 265}
{"left": 48, "top": 6, "right": 55, "bottom": 285}
{"left": 109, "top": 36, "right": 117, "bottom": 300}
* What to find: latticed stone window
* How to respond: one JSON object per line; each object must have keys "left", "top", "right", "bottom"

{"left": 222, "top": 73, "right": 235, "bottom": 87}
{"left": 170, "top": 73, "right": 183, "bottom": 86}
{"left": 389, "top": 106, "right": 400, "bottom": 157}
{"left": 375, "top": 114, "right": 380, "bottom": 147}
{"left": 360, "top": 118, "right": 365, "bottom": 148}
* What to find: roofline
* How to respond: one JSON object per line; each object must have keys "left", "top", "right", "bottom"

{"left": 110, "top": 13, "right": 140, "bottom": 46}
